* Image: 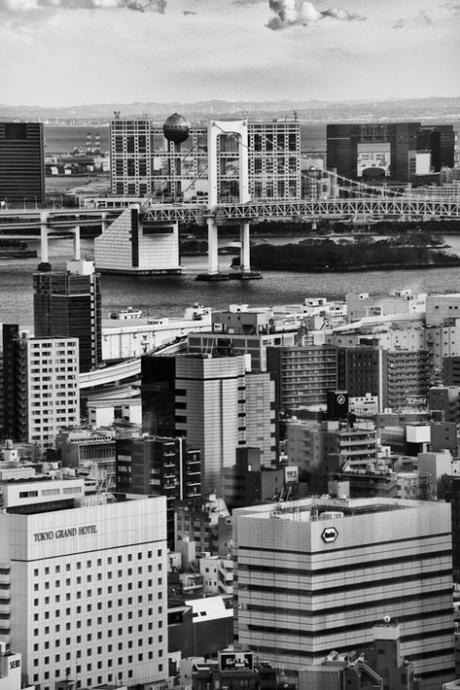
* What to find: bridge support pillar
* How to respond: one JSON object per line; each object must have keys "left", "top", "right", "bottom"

{"left": 73, "top": 226, "right": 81, "bottom": 261}
{"left": 101, "top": 212, "right": 109, "bottom": 233}
{"left": 207, "top": 217, "right": 219, "bottom": 274}
{"left": 240, "top": 221, "right": 250, "bottom": 272}
{"left": 40, "top": 212, "right": 49, "bottom": 264}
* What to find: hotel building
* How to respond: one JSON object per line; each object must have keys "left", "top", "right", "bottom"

{"left": 110, "top": 119, "right": 301, "bottom": 202}
{"left": 0, "top": 478, "right": 168, "bottom": 690}
{"left": 233, "top": 496, "right": 455, "bottom": 689}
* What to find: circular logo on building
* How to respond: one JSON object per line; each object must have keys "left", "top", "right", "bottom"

{"left": 336, "top": 394, "right": 346, "bottom": 405}
{"left": 322, "top": 526, "right": 338, "bottom": 543}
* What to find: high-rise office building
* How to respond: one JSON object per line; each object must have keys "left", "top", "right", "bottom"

{"left": 0, "top": 479, "right": 168, "bottom": 690}
{"left": 233, "top": 496, "right": 455, "bottom": 689}
{"left": 116, "top": 435, "right": 201, "bottom": 549}
{"left": 0, "top": 121, "right": 45, "bottom": 206}
{"left": 142, "top": 352, "right": 277, "bottom": 489}
{"left": 33, "top": 259, "right": 102, "bottom": 373}
{"left": 110, "top": 118, "right": 301, "bottom": 201}
{"left": 327, "top": 121, "right": 455, "bottom": 184}
{"left": 175, "top": 354, "right": 248, "bottom": 493}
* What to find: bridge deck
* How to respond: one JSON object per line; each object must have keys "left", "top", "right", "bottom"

{"left": 0, "top": 196, "right": 459, "bottom": 234}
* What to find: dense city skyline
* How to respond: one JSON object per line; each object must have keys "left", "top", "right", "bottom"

{"left": 1, "top": 0, "right": 459, "bottom": 107}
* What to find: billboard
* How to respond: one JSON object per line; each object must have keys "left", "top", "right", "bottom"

{"left": 357, "top": 142, "right": 391, "bottom": 177}
{"left": 219, "top": 652, "right": 254, "bottom": 671}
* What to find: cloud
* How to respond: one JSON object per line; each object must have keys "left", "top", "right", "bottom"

{"left": 0, "top": 0, "right": 165, "bottom": 11}
{"left": 267, "top": 0, "right": 364, "bottom": 30}
{"left": 393, "top": 10, "right": 434, "bottom": 29}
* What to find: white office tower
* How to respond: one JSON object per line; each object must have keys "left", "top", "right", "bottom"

{"left": 233, "top": 497, "right": 455, "bottom": 690}
{"left": 175, "top": 354, "right": 248, "bottom": 493}
{"left": 0, "top": 484, "right": 168, "bottom": 690}
{"left": 25, "top": 337, "right": 80, "bottom": 447}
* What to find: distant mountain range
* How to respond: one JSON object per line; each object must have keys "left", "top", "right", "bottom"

{"left": 1, "top": 96, "right": 459, "bottom": 124}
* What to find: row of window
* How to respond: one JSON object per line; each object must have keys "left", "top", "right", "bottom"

{"left": 33, "top": 616, "right": 163, "bottom": 637}
{"left": 33, "top": 549, "right": 162, "bottom": 575}
{"left": 35, "top": 664, "right": 164, "bottom": 690}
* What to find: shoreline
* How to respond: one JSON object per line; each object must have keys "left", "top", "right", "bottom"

{"left": 248, "top": 260, "right": 460, "bottom": 273}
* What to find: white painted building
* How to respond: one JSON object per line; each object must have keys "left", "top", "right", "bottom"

{"left": 0, "top": 645, "right": 34, "bottom": 690}
{"left": 94, "top": 205, "right": 180, "bottom": 275}
{"left": 426, "top": 294, "right": 460, "bottom": 327}
{"left": 0, "top": 489, "right": 168, "bottom": 690}
{"left": 233, "top": 496, "right": 455, "bottom": 689}
{"left": 101, "top": 307, "right": 212, "bottom": 362}
{"left": 26, "top": 338, "right": 80, "bottom": 447}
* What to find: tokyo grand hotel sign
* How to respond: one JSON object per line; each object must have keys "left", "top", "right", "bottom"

{"left": 34, "top": 524, "right": 97, "bottom": 542}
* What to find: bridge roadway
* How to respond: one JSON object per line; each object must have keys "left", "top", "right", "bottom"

{"left": 0, "top": 196, "right": 460, "bottom": 234}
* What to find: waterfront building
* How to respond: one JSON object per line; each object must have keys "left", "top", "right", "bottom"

{"left": 0, "top": 480, "right": 168, "bottom": 690}
{"left": 0, "top": 121, "right": 45, "bottom": 206}
{"left": 115, "top": 435, "right": 201, "bottom": 549}
{"left": 233, "top": 496, "right": 455, "bottom": 688}
{"left": 33, "top": 260, "right": 102, "bottom": 373}
{"left": 327, "top": 122, "right": 455, "bottom": 184}
{"left": 110, "top": 118, "right": 301, "bottom": 201}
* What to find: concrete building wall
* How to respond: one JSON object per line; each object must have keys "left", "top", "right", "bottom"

{"left": 233, "top": 497, "right": 455, "bottom": 688}
{"left": 245, "top": 373, "right": 277, "bottom": 466}
{"left": 175, "top": 355, "right": 247, "bottom": 492}
{"left": 1, "top": 496, "right": 168, "bottom": 690}
{"left": 26, "top": 338, "right": 80, "bottom": 447}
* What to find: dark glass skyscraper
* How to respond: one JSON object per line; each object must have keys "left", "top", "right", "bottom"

{"left": 33, "top": 260, "right": 102, "bottom": 372}
{"left": 327, "top": 121, "right": 455, "bottom": 183}
{"left": 0, "top": 122, "right": 44, "bottom": 206}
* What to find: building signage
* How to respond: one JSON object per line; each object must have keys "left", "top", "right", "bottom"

{"left": 34, "top": 525, "right": 97, "bottom": 542}
{"left": 357, "top": 143, "right": 391, "bottom": 177}
{"left": 9, "top": 659, "right": 20, "bottom": 669}
{"left": 321, "top": 526, "right": 338, "bottom": 543}
{"left": 219, "top": 652, "right": 254, "bottom": 671}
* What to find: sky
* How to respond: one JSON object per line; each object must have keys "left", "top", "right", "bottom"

{"left": 0, "top": 0, "right": 459, "bottom": 106}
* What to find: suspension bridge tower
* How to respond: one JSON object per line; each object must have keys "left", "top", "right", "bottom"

{"left": 196, "top": 119, "right": 261, "bottom": 281}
